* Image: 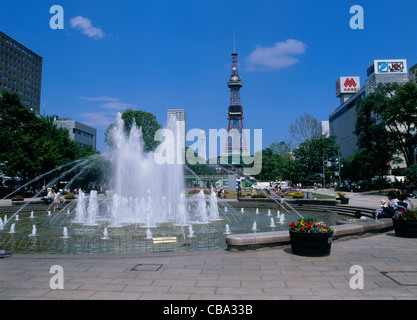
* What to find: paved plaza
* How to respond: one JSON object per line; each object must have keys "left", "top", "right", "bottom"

{"left": 0, "top": 189, "right": 416, "bottom": 300}
{"left": 0, "top": 232, "right": 416, "bottom": 300}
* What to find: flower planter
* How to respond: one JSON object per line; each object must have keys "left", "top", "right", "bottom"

{"left": 340, "top": 198, "right": 349, "bottom": 204}
{"left": 289, "top": 230, "right": 333, "bottom": 257}
{"left": 392, "top": 219, "right": 417, "bottom": 238}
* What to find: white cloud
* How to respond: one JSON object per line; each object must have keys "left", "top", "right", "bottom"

{"left": 70, "top": 16, "right": 105, "bottom": 39}
{"left": 79, "top": 111, "right": 116, "bottom": 128}
{"left": 79, "top": 96, "right": 119, "bottom": 102}
{"left": 78, "top": 97, "right": 131, "bottom": 127}
{"left": 79, "top": 96, "right": 130, "bottom": 110}
{"left": 246, "top": 39, "right": 307, "bottom": 71}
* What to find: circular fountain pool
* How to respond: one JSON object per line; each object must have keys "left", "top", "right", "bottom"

{"left": 0, "top": 198, "right": 338, "bottom": 254}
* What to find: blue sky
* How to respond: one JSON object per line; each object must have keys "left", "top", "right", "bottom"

{"left": 1, "top": 0, "right": 416, "bottom": 154}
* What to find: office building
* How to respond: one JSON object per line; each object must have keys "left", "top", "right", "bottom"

{"left": 329, "top": 59, "right": 409, "bottom": 158}
{"left": 54, "top": 117, "right": 97, "bottom": 150}
{"left": 0, "top": 30, "right": 42, "bottom": 113}
{"left": 167, "top": 109, "right": 186, "bottom": 162}
{"left": 410, "top": 63, "right": 417, "bottom": 84}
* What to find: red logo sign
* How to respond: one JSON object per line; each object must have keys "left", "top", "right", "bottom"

{"left": 344, "top": 78, "right": 357, "bottom": 88}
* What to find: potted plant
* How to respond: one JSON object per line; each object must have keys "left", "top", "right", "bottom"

{"left": 11, "top": 195, "right": 24, "bottom": 202}
{"left": 336, "top": 193, "right": 350, "bottom": 204}
{"left": 289, "top": 217, "right": 334, "bottom": 257}
{"left": 392, "top": 209, "right": 417, "bottom": 238}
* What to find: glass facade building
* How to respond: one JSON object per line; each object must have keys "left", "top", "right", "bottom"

{"left": 0, "top": 30, "right": 42, "bottom": 113}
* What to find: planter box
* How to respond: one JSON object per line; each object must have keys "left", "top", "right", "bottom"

{"left": 393, "top": 219, "right": 417, "bottom": 238}
{"left": 340, "top": 198, "right": 349, "bottom": 204}
{"left": 289, "top": 231, "right": 333, "bottom": 257}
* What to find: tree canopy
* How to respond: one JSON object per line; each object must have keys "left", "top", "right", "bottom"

{"left": 105, "top": 108, "right": 162, "bottom": 152}
{"left": 355, "top": 82, "right": 417, "bottom": 169}
{"left": 0, "top": 91, "right": 99, "bottom": 186}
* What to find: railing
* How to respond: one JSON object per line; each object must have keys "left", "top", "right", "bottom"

{"left": 0, "top": 232, "right": 227, "bottom": 255}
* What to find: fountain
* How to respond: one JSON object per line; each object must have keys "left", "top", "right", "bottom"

{"left": 209, "top": 187, "right": 221, "bottom": 221}
{"left": 29, "top": 225, "right": 37, "bottom": 237}
{"left": 0, "top": 112, "right": 337, "bottom": 255}
{"left": 85, "top": 190, "right": 99, "bottom": 226}
{"left": 30, "top": 211, "right": 34, "bottom": 219}
{"left": 102, "top": 228, "right": 109, "bottom": 240}
{"left": 146, "top": 228, "right": 153, "bottom": 240}
{"left": 280, "top": 214, "right": 285, "bottom": 224}
{"left": 188, "top": 225, "right": 195, "bottom": 238}
{"left": 9, "top": 223, "right": 15, "bottom": 234}
{"left": 62, "top": 227, "right": 70, "bottom": 239}
{"left": 73, "top": 189, "right": 86, "bottom": 223}
{"left": 15, "top": 215, "right": 19, "bottom": 221}
{"left": 270, "top": 217, "right": 276, "bottom": 228}
{"left": 196, "top": 190, "right": 208, "bottom": 223}
{"left": 106, "top": 112, "right": 189, "bottom": 228}
{"left": 225, "top": 224, "right": 231, "bottom": 235}
{"left": 0, "top": 217, "right": 3, "bottom": 231}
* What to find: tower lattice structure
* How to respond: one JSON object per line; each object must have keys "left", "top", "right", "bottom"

{"left": 224, "top": 49, "right": 249, "bottom": 162}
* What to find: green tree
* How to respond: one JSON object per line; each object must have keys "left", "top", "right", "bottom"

{"left": 293, "top": 136, "right": 339, "bottom": 186}
{"left": 403, "top": 164, "right": 417, "bottom": 187}
{"left": 0, "top": 91, "right": 95, "bottom": 185}
{"left": 355, "top": 82, "right": 417, "bottom": 169}
{"left": 355, "top": 84, "right": 403, "bottom": 178}
{"left": 105, "top": 108, "right": 162, "bottom": 152}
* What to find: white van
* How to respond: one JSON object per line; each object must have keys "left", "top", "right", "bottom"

{"left": 252, "top": 182, "right": 270, "bottom": 190}
{"left": 279, "top": 181, "right": 288, "bottom": 189}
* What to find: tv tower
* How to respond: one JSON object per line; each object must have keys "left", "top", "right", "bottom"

{"left": 223, "top": 36, "right": 249, "bottom": 164}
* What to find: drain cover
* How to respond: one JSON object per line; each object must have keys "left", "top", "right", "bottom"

{"left": 381, "top": 271, "right": 417, "bottom": 286}
{"left": 131, "top": 264, "right": 162, "bottom": 271}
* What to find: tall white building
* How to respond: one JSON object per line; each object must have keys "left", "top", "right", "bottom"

{"left": 167, "top": 109, "right": 186, "bottom": 162}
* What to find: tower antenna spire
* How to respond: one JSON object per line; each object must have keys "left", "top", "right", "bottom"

{"left": 233, "top": 29, "right": 236, "bottom": 53}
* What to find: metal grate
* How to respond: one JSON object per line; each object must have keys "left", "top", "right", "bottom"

{"left": 131, "top": 264, "right": 162, "bottom": 271}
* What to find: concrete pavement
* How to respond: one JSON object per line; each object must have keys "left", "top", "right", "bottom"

{"left": 1, "top": 190, "right": 416, "bottom": 301}
{"left": 304, "top": 187, "right": 417, "bottom": 209}
{"left": 0, "top": 230, "right": 416, "bottom": 300}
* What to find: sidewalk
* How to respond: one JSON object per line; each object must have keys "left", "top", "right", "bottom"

{"left": 0, "top": 231, "right": 416, "bottom": 300}
{"left": 304, "top": 188, "right": 417, "bottom": 209}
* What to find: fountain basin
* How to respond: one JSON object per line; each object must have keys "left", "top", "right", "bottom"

{"left": 226, "top": 218, "right": 393, "bottom": 251}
